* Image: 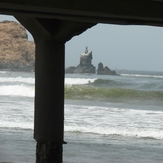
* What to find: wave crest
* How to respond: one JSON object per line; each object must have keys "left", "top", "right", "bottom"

{"left": 65, "top": 126, "right": 163, "bottom": 140}
{"left": 65, "top": 85, "right": 163, "bottom": 103}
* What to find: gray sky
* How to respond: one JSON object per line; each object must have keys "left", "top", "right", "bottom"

{"left": 1, "top": 15, "right": 163, "bottom": 71}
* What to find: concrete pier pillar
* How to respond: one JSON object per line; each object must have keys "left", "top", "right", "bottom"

{"left": 34, "top": 38, "right": 65, "bottom": 163}
{"left": 14, "top": 16, "right": 95, "bottom": 163}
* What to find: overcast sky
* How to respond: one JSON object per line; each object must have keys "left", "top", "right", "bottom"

{"left": 1, "top": 15, "right": 163, "bottom": 72}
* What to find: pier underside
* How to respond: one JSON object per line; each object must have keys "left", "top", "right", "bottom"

{"left": 0, "top": 0, "right": 163, "bottom": 162}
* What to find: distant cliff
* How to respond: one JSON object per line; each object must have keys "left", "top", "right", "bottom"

{"left": 0, "top": 20, "right": 35, "bottom": 71}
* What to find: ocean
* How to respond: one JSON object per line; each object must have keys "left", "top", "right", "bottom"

{"left": 0, "top": 70, "right": 163, "bottom": 163}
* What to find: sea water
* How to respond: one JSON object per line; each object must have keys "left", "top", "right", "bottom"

{"left": 0, "top": 70, "right": 163, "bottom": 163}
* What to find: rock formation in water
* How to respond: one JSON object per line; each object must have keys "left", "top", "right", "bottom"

{"left": 65, "top": 47, "right": 96, "bottom": 73}
{"left": 97, "top": 62, "right": 117, "bottom": 75}
{"left": 0, "top": 20, "right": 35, "bottom": 71}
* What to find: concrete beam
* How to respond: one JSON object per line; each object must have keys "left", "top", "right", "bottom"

{"left": 15, "top": 16, "right": 95, "bottom": 42}
{"left": 1, "top": 0, "right": 163, "bottom": 26}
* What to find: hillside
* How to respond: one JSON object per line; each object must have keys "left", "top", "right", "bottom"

{"left": 0, "top": 20, "right": 35, "bottom": 71}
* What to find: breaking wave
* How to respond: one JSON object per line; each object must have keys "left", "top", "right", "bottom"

{"left": 65, "top": 85, "right": 163, "bottom": 103}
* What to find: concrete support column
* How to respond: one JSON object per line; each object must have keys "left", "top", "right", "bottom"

{"left": 14, "top": 16, "right": 94, "bottom": 163}
{"left": 34, "top": 38, "right": 65, "bottom": 163}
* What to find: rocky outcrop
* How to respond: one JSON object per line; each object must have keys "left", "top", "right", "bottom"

{"left": 65, "top": 47, "right": 117, "bottom": 75}
{"left": 0, "top": 20, "right": 35, "bottom": 71}
{"left": 65, "top": 47, "right": 96, "bottom": 74}
{"left": 97, "top": 62, "right": 117, "bottom": 75}
{"left": 65, "top": 66, "right": 76, "bottom": 73}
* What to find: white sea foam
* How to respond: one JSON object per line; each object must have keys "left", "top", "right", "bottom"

{"left": 64, "top": 104, "right": 163, "bottom": 140}
{"left": 1, "top": 102, "right": 163, "bottom": 140}
{"left": 1, "top": 71, "right": 163, "bottom": 141}
{"left": 0, "top": 76, "right": 34, "bottom": 84}
{"left": 0, "top": 102, "right": 34, "bottom": 130}
{"left": 0, "top": 85, "right": 34, "bottom": 97}
{"left": 65, "top": 78, "right": 96, "bottom": 85}
{"left": 0, "top": 71, "right": 8, "bottom": 74}
{"left": 64, "top": 125, "right": 163, "bottom": 140}
{"left": 120, "top": 73, "right": 163, "bottom": 79}
{"left": 0, "top": 121, "right": 33, "bottom": 130}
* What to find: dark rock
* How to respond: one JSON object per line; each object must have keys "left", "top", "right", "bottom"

{"left": 65, "top": 66, "right": 76, "bottom": 73}
{"left": 74, "top": 64, "right": 95, "bottom": 73}
{"left": 65, "top": 47, "right": 117, "bottom": 75}
{"left": 97, "top": 62, "right": 104, "bottom": 73}
{"left": 65, "top": 47, "right": 96, "bottom": 74}
{"left": 97, "top": 62, "right": 117, "bottom": 75}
